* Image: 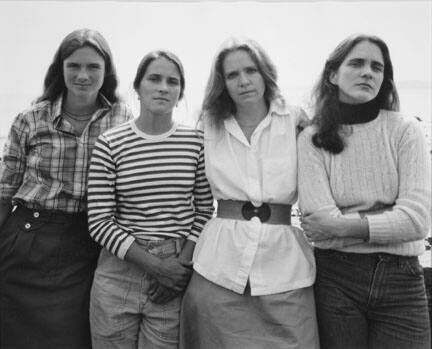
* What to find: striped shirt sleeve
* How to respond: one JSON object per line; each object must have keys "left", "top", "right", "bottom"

{"left": 189, "top": 138, "right": 214, "bottom": 242}
{"left": 87, "top": 134, "right": 135, "bottom": 259}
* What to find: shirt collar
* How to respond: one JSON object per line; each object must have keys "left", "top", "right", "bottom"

{"left": 50, "top": 93, "right": 112, "bottom": 123}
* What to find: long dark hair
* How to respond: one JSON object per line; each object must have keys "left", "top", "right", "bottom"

{"left": 200, "top": 37, "right": 283, "bottom": 128}
{"left": 37, "top": 28, "right": 119, "bottom": 103}
{"left": 312, "top": 34, "right": 399, "bottom": 154}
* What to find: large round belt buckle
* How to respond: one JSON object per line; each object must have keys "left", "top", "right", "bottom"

{"left": 241, "top": 202, "right": 271, "bottom": 223}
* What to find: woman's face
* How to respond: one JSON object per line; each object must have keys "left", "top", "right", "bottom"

{"left": 330, "top": 41, "right": 384, "bottom": 104}
{"left": 223, "top": 49, "right": 266, "bottom": 108}
{"left": 137, "top": 57, "right": 181, "bottom": 116}
{"left": 63, "top": 46, "right": 105, "bottom": 102}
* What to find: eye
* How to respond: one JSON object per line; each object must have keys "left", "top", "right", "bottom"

{"left": 371, "top": 63, "right": 384, "bottom": 72}
{"left": 348, "top": 60, "right": 362, "bottom": 67}
{"left": 88, "top": 64, "right": 102, "bottom": 70}
{"left": 147, "top": 75, "right": 160, "bottom": 82}
{"left": 168, "top": 77, "right": 180, "bottom": 86}
{"left": 65, "top": 63, "right": 80, "bottom": 69}
{"left": 225, "top": 71, "right": 238, "bottom": 80}
{"left": 245, "top": 67, "right": 258, "bottom": 74}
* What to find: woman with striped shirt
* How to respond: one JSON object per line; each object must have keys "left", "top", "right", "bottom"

{"left": 87, "top": 50, "right": 214, "bottom": 348}
{"left": 0, "top": 29, "right": 133, "bottom": 348}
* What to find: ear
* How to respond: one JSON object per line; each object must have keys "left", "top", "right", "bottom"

{"left": 329, "top": 71, "right": 338, "bottom": 85}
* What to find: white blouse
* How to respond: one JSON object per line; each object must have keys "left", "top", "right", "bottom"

{"left": 193, "top": 99, "right": 315, "bottom": 296}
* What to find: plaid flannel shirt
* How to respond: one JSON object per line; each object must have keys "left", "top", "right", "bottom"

{"left": 0, "top": 94, "right": 133, "bottom": 213}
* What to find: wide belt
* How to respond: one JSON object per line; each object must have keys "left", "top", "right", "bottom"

{"left": 217, "top": 200, "right": 291, "bottom": 225}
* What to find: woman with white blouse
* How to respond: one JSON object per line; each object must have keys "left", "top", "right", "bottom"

{"left": 180, "top": 37, "right": 319, "bottom": 349}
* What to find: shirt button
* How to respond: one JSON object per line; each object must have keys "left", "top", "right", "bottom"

{"left": 33, "top": 212, "right": 40, "bottom": 218}
{"left": 24, "top": 223, "right": 31, "bottom": 229}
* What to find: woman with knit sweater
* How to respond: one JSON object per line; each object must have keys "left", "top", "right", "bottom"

{"left": 298, "top": 34, "right": 431, "bottom": 349}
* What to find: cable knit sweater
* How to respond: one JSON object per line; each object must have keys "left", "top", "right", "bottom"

{"left": 298, "top": 110, "right": 431, "bottom": 256}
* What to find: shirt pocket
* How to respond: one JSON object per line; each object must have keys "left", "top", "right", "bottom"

{"left": 261, "top": 157, "right": 296, "bottom": 202}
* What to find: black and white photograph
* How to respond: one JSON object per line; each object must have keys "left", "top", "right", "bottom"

{"left": 0, "top": 0, "right": 430, "bottom": 348}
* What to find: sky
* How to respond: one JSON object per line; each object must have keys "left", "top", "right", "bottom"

{"left": 0, "top": 0, "right": 431, "bottom": 135}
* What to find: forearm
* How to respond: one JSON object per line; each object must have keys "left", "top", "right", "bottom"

{"left": 178, "top": 240, "right": 195, "bottom": 262}
{"left": 338, "top": 217, "right": 370, "bottom": 241}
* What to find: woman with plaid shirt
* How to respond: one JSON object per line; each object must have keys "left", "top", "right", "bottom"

{"left": 0, "top": 28, "right": 133, "bottom": 349}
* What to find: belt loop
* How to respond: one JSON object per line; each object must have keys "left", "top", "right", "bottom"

{"left": 175, "top": 239, "right": 181, "bottom": 254}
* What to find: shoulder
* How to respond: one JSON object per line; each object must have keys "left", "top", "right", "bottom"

{"left": 379, "top": 110, "right": 425, "bottom": 138}
{"left": 108, "top": 102, "right": 134, "bottom": 119}
{"left": 11, "top": 100, "right": 53, "bottom": 129}
{"left": 175, "top": 124, "right": 205, "bottom": 142}
{"left": 101, "top": 120, "right": 134, "bottom": 141}
{"left": 270, "top": 99, "right": 311, "bottom": 130}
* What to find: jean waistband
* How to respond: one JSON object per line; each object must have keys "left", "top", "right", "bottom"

{"left": 314, "top": 248, "right": 419, "bottom": 264}
{"left": 135, "top": 237, "right": 185, "bottom": 256}
{"left": 13, "top": 204, "right": 87, "bottom": 222}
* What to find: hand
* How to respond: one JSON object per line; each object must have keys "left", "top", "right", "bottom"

{"left": 148, "top": 279, "right": 181, "bottom": 304}
{"left": 300, "top": 210, "right": 344, "bottom": 242}
{"left": 152, "top": 257, "right": 193, "bottom": 292}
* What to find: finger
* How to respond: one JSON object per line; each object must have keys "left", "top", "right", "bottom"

{"left": 148, "top": 281, "right": 158, "bottom": 296}
{"left": 179, "top": 260, "right": 193, "bottom": 268}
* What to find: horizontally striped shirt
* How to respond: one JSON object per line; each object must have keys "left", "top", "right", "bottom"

{"left": 87, "top": 121, "right": 214, "bottom": 259}
{"left": 0, "top": 94, "right": 133, "bottom": 213}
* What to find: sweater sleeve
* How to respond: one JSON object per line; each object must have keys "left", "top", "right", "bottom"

{"left": 188, "top": 137, "right": 215, "bottom": 242}
{"left": 87, "top": 134, "right": 135, "bottom": 259}
{"left": 367, "top": 118, "right": 431, "bottom": 244}
{"left": 298, "top": 128, "right": 364, "bottom": 248}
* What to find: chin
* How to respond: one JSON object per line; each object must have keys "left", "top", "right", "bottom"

{"left": 345, "top": 93, "right": 376, "bottom": 105}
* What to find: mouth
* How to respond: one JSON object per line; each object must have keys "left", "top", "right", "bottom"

{"left": 357, "top": 83, "right": 373, "bottom": 89}
{"left": 154, "top": 97, "right": 169, "bottom": 102}
{"left": 239, "top": 90, "right": 255, "bottom": 96}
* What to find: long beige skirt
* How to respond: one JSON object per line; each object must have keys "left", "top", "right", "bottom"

{"left": 180, "top": 271, "right": 319, "bottom": 349}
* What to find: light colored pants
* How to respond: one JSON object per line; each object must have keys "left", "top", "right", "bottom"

{"left": 90, "top": 239, "right": 183, "bottom": 349}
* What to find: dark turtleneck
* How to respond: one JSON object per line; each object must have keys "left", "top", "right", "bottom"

{"left": 339, "top": 99, "right": 380, "bottom": 125}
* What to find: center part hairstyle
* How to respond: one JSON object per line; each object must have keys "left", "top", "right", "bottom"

{"left": 133, "top": 50, "right": 185, "bottom": 101}
{"left": 200, "top": 37, "right": 282, "bottom": 128}
{"left": 311, "top": 33, "right": 400, "bottom": 154}
{"left": 38, "top": 28, "right": 119, "bottom": 104}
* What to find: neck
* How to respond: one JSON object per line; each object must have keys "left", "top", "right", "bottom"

{"left": 235, "top": 100, "right": 268, "bottom": 126}
{"left": 64, "top": 92, "right": 99, "bottom": 115}
{"left": 136, "top": 109, "right": 174, "bottom": 135}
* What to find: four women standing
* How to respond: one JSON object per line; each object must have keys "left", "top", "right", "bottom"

{"left": 0, "top": 29, "right": 430, "bottom": 348}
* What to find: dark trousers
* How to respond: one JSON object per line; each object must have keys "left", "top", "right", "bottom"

{"left": 0, "top": 205, "right": 100, "bottom": 349}
{"left": 314, "top": 248, "right": 431, "bottom": 349}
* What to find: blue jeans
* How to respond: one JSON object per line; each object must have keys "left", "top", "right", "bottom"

{"left": 90, "top": 238, "right": 184, "bottom": 349}
{"left": 314, "top": 248, "right": 431, "bottom": 349}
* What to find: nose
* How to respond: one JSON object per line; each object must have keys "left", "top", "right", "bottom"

{"left": 361, "top": 64, "right": 373, "bottom": 78}
{"left": 76, "top": 68, "right": 89, "bottom": 81}
{"left": 158, "top": 79, "right": 169, "bottom": 93}
{"left": 238, "top": 72, "right": 250, "bottom": 86}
